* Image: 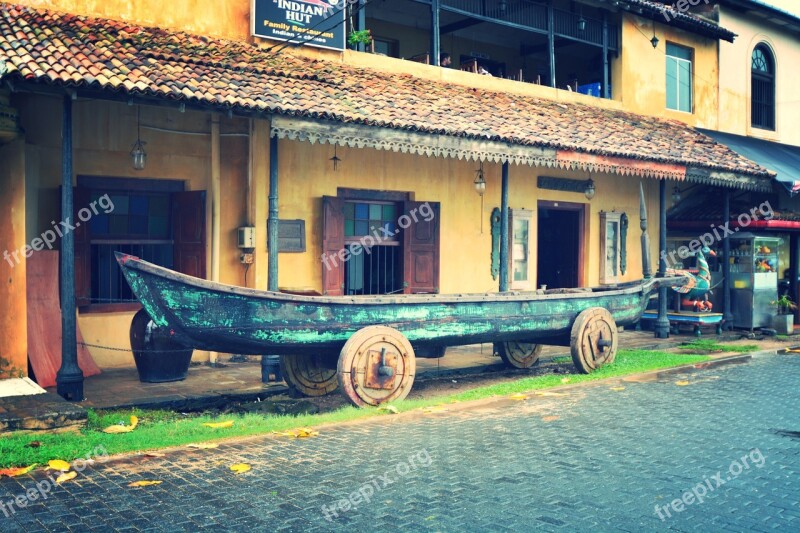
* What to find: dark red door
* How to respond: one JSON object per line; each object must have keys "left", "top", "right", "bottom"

{"left": 321, "top": 196, "right": 345, "bottom": 296}
{"left": 403, "top": 201, "right": 440, "bottom": 294}
{"left": 172, "top": 191, "right": 206, "bottom": 279}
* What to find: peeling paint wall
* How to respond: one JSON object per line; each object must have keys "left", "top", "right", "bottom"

{"left": 0, "top": 138, "right": 28, "bottom": 378}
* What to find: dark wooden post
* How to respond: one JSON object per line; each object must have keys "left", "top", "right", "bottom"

{"left": 722, "top": 189, "right": 733, "bottom": 329}
{"left": 547, "top": 0, "right": 556, "bottom": 88}
{"left": 268, "top": 134, "right": 279, "bottom": 292}
{"left": 357, "top": 0, "right": 367, "bottom": 52}
{"left": 602, "top": 11, "right": 610, "bottom": 99}
{"left": 431, "top": 0, "right": 441, "bottom": 66}
{"left": 57, "top": 93, "right": 83, "bottom": 401}
{"left": 654, "top": 179, "right": 670, "bottom": 338}
{"left": 499, "top": 162, "right": 509, "bottom": 292}
{"left": 790, "top": 234, "right": 799, "bottom": 325}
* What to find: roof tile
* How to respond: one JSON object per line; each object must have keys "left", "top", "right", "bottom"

{"left": 0, "top": 2, "right": 769, "bottom": 179}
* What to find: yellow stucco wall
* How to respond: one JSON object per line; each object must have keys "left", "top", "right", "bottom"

{"left": 0, "top": 138, "right": 28, "bottom": 378}
{"left": 717, "top": 9, "right": 800, "bottom": 146}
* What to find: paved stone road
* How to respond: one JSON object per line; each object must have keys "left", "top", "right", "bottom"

{"left": 2, "top": 353, "right": 798, "bottom": 532}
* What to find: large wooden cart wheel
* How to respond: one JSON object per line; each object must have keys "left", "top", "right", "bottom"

{"left": 280, "top": 354, "right": 338, "bottom": 397}
{"left": 498, "top": 341, "right": 542, "bottom": 369}
{"left": 570, "top": 307, "right": 618, "bottom": 374}
{"left": 337, "top": 326, "right": 416, "bottom": 407}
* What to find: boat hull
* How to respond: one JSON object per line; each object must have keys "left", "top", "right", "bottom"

{"left": 116, "top": 253, "right": 680, "bottom": 356}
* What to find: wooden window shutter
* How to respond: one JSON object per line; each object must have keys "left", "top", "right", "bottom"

{"left": 73, "top": 187, "right": 91, "bottom": 306}
{"left": 321, "top": 196, "right": 345, "bottom": 296}
{"left": 403, "top": 201, "right": 440, "bottom": 294}
{"left": 172, "top": 191, "right": 207, "bottom": 279}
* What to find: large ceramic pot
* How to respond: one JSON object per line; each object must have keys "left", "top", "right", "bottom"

{"left": 129, "top": 308, "right": 194, "bottom": 383}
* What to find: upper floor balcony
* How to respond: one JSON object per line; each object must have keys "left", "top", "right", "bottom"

{"left": 356, "top": 0, "right": 621, "bottom": 99}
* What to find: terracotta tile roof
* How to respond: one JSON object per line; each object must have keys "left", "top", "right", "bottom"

{"left": 0, "top": 2, "right": 771, "bottom": 180}
{"left": 622, "top": 0, "right": 737, "bottom": 42}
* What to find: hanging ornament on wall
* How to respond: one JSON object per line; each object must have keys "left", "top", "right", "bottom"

{"left": 329, "top": 144, "right": 342, "bottom": 171}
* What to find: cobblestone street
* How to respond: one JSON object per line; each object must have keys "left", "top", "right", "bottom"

{"left": 1, "top": 353, "right": 798, "bottom": 532}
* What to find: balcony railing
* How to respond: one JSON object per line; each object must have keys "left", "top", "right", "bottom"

{"left": 439, "top": 0, "right": 618, "bottom": 50}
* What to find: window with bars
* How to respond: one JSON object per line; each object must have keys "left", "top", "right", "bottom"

{"left": 751, "top": 44, "right": 775, "bottom": 131}
{"left": 666, "top": 43, "right": 693, "bottom": 113}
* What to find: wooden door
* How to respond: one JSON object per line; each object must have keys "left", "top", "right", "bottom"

{"left": 322, "top": 196, "right": 345, "bottom": 296}
{"left": 172, "top": 191, "right": 206, "bottom": 279}
{"left": 403, "top": 201, "right": 440, "bottom": 294}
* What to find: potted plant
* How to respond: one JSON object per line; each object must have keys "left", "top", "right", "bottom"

{"left": 347, "top": 29, "right": 372, "bottom": 50}
{"left": 772, "top": 295, "right": 796, "bottom": 335}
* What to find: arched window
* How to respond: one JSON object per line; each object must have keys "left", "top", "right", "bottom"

{"left": 751, "top": 44, "right": 775, "bottom": 130}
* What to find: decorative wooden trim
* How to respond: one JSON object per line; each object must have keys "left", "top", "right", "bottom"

{"left": 537, "top": 176, "right": 591, "bottom": 194}
{"left": 337, "top": 188, "right": 411, "bottom": 201}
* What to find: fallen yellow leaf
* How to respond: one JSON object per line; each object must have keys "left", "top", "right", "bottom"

{"left": 275, "top": 428, "right": 319, "bottom": 439}
{"left": 128, "top": 480, "right": 163, "bottom": 487}
{"left": 203, "top": 421, "right": 234, "bottom": 429}
{"left": 421, "top": 406, "right": 447, "bottom": 414}
{"left": 47, "top": 459, "right": 71, "bottom": 472}
{"left": 561, "top": 377, "right": 571, "bottom": 384}
{"left": 0, "top": 464, "right": 37, "bottom": 477}
{"left": 533, "top": 391, "right": 564, "bottom": 397}
{"left": 675, "top": 380, "right": 690, "bottom": 386}
{"left": 230, "top": 463, "right": 251, "bottom": 474}
{"left": 103, "top": 415, "right": 139, "bottom": 434}
{"left": 186, "top": 443, "right": 219, "bottom": 449}
{"left": 509, "top": 393, "right": 528, "bottom": 401}
{"left": 610, "top": 386, "right": 626, "bottom": 392}
{"left": 377, "top": 405, "right": 399, "bottom": 414}
{"left": 56, "top": 471, "right": 77, "bottom": 484}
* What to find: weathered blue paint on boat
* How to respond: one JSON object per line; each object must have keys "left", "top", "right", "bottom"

{"left": 116, "top": 252, "right": 686, "bottom": 356}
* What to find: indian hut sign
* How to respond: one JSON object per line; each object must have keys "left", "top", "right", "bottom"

{"left": 251, "top": 0, "right": 346, "bottom": 51}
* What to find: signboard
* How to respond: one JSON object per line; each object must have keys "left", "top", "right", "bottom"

{"left": 252, "top": 0, "right": 347, "bottom": 51}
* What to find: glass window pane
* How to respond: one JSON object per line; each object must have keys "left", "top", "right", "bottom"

{"left": 369, "top": 204, "right": 382, "bottom": 221}
{"left": 344, "top": 219, "right": 354, "bottom": 237}
{"left": 667, "top": 43, "right": 691, "bottom": 60}
{"left": 343, "top": 202, "right": 355, "bottom": 219}
{"left": 111, "top": 195, "right": 129, "bottom": 215}
{"left": 355, "top": 203, "right": 369, "bottom": 220}
{"left": 109, "top": 215, "right": 128, "bottom": 235}
{"left": 129, "top": 215, "right": 148, "bottom": 235}
{"left": 90, "top": 214, "right": 109, "bottom": 234}
{"left": 150, "top": 195, "right": 169, "bottom": 217}
{"left": 678, "top": 60, "right": 692, "bottom": 112}
{"left": 148, "top": 216, "right": 169, "bottom": 238}
{"left": 666, "top": 58, "right": 678, "bottom": 110}
{"left": 129, "top": 195, "right": 148, "bottom": 216}
{"left": 354, "top": 220, "right": 369, "bottom": 235}
{"left": 382, "top": 204, "right": 396, "bottom": 221}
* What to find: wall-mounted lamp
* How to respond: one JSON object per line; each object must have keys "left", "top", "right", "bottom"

{"left": 578, "top": 17, "right": 587, "bottom": 32}
{"left": 130, "top": 105, "right": 147, "bottom": 171}
{"left": 584, "top": 178, "right": 596, "bottom": 200}
{"left": 671, "top": 185, "right": 681, "bottom": 203}
{"left": 474, "top": 161, "right": 487, "bottom": 196}
{"left": 499, "top": 0, "right": 507, "bottom": 14}
{"left": 650, "top": 23, "right": 659, "bottom": 49}
{"left": 329, "top": 145, "right": 342, "bottom": 171}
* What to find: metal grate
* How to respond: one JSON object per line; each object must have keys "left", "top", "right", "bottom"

{"left": 91, "top": 243, "right": 173, "bottom": 302}
{"left": 344, "top": 244, "right": 402, "bottom": 295}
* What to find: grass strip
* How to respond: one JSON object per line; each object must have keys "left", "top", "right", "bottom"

{"left": 0, "top": 348, "right": 720, "bottom": 467}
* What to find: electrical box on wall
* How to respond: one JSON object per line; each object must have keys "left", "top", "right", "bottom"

{"left": 238, "top": 226, "right": 255, "bottom": 249}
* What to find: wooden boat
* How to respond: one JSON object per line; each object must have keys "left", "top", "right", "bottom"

{"left": 116, "top": 186, "right": 687, "bottom": 407}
